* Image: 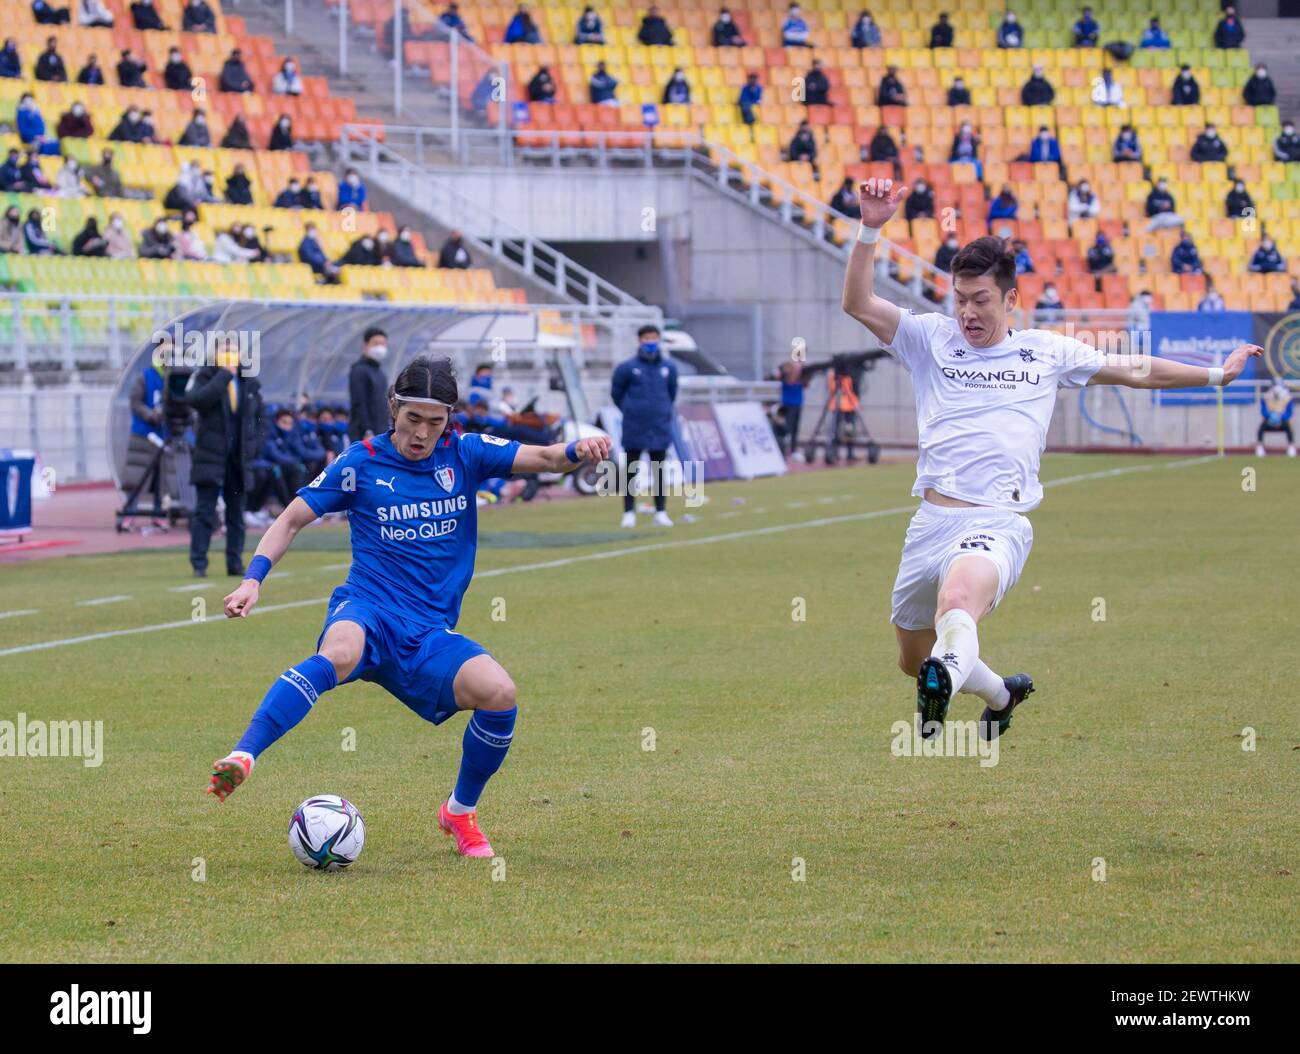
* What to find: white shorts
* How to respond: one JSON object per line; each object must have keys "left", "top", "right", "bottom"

{"left": 889, "top": 501, "right": 1034, "bottom": 631}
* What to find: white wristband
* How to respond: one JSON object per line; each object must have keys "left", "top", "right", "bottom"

{"left": 857, "top": 224, "right": 881, "bottom": 245}
{"left": 1207, "top": 367, "right": 1224, "bottom": 386}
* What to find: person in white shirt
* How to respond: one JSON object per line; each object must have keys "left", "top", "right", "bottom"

{"left": 842, "top": 177, "right": 1261, "bottom": 741}
{"left": 80, "top": 0, "right": 114, "bottom": 26}
{"left": 1091, "top": 68, "right": 1124, "bottom": 107}
{"left": 273, "top": 59, "right": 303, "bottom": 96}
{"left": 1066, "top": 179, "right": 1100, "bottom": 220}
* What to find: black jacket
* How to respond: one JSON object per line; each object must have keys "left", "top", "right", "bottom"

{"left": 1171, "top": 76, "right": 1199, "bottom": 105}
{"left": 186, "top": 366, "right": 263, "bottom": 489}
{"left": 348, "top": 357, "right": 390, "bottom": 440}
{"left": 1021, "top": 76, "right": 1054, "bottom": 106}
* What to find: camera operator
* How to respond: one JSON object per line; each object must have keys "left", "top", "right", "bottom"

{"left": 186, "top": 336, "right": 263, "bottom": 577}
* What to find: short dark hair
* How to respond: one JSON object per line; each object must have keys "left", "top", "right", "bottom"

{"left": 637, "top": 324, "right": 661, "bottom": 338}
{"left": 950, "top": 236, "right": 1017, "bottom": 294}
{"left": 363, "top": 326, "right": 386, "bottom": 343}
{"left": 392, "top": 355, "right": 458, "bottom": 406}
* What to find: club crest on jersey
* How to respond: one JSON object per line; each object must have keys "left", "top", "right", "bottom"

{"left": 1018, "top": 349, "right": 1036, "bottom": 362}
{"left": 435, "top": 466, "right": 456, "bottom": 493}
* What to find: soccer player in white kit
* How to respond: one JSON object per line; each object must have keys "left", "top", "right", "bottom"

{"left": 843, "top": 178, "right": 1261, "bottom": 741}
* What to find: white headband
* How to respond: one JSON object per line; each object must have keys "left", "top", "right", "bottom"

{"left": 394, "top": 395, "right": 454, "bottom": 408}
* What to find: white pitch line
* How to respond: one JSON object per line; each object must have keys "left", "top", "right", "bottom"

{"left": 320, "top": 563, "right": 351, "bottom": 571}
{"left": 0, "top": 456, "right": 1215, "bottom": 660}
{"left": 167, "top": 583, "right": 213, "bottom": 593}
{"left": 75, "top": 595, "right": 132, "bottom": 607}
{"left": 0, "top": 609, "right": 38, "bottom": 620}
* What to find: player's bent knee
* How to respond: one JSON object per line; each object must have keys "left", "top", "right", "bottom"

{"left": 478, "top": 675, "right": 516, "bottom": 712}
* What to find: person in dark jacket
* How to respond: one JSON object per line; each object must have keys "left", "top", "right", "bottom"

{"left": 1248, "top": 236, "right": 1285, "bottom": 274}
{"left": 1171, "top": 65, "right": 1199, "bottom": 105}
{"left": 1275, "top": 121, "right": 1300, "bottom": 163}
{"left": 438, "top": 231, "right": 471, "bottom": 269}
{"left": 589, "top": 62, "right": 618, "bottom": 104}
{"left": 183, "top": 0, "right": 216, "bottom": 33}
{"left": 338, "top": 235, "right": 379, "bottom": 267}
{"left": 268, "top": 115, "right": 294, "bottom": 151}
{"left": 997, "top": 11, "right": 1023, "bottom": 48}
{"left": 34, "top": 37, "right": 67, "bottom": 82}
{"left": 24, "top": 207, "right": 59, "bottom": 253}
{"left": 348, "top": 328, "right": 391, "bottom": 442}
{"left": 262, "top": 409, "right": 311, "bottom": 496}
{"left": 803, "top": 59, "right": 829, "bottom": 106}
{"left": 929, "top": 13, "right": 953, "bottom": 48}
{"left": 274, "top": 178, "right": 305, "bottom": 209}
{"left": 131, "top": 0, "right": 167, "bottom": 30}
{"left": 221, "top": 115, "right": 252, "bottom": 150}
{"left": 713, "top": 8, "right": 745, "bottom": 47}
{"left": 877, "top": 66, "right": 907, "bottom": 107}
{"left": 179, "top": 110, "right": 211, "bottom": 147}
{"left": 662, "top": 68, "right": 690, "bottom": 105}
{"left": 829, "top": 177, "right": 859, "bottom": 219}
{"left": 72, "top": 217, "right": 108, "bottom": 257}
{"left": 220, "top": 49, "right": 253, "bottom": 93}
{"left": 1242, "top": 65, "right": 1275, "bottom": 107}
{"left": 56, "top": 102, "right": 93, "bottom": 139}
{"left": 1073, "top": 6, "right": 1099, "bottom": 47}
{"left": 788, "top": 121, "right": 818, "bottom": 176}
{"left": 1113, "top": 125, "right": 1141, "bottom": 162}
{"left": 390, "top": 226, "right": 422, "bottom": 267}
{"left": 117, "top": 49, "right": 148, "bottom": 88}
{"left": 527, "top": 66, "right": 556, "bottom": 103}
{"left": 164, "top": 47, "right": 193, "bottom": 91}
{"left": 224, "top": 164, "right": 252, "bottom": 205}
{"left": 946, "top": 77, "right": 970, "bottom": 106}
{"left": 78, "top": 55, "right": 106, "bottom": 85}
{"left": 867, "top": 125, "right": 898, "bottom": 163}
{"left": 637, "top": 7, "right": 674, "bottom": 46}
{"left": 904, "top": 178, "right": 934, "bottom": 221}
{"left": 1225, "top": 180, "right": 1253, "bottom": 219}
{"left": 574, "top": 6, "right": 603, "bottom": 44}
{"left": 0, "top": 39, "right": 22, "bottom": 79}
{"left": 611, "top": 324, "right": 678, "bottom": 528}
{"left": 1170, "top": 231, "right": 1203, "bottom": 274}
{"left": 1021, "top": 65, "right": 1054, "bottom": 106}
{"left": 1190, "top": 125, "right": 1227, "bottom": 163}
{"left": 1214, "top": 6, "right": 1245, "bottom": 49}
{"left": 298, "top": 222, "right": 340, "bottom": 282}
{"left": 186, "top": 345, "right": 263, "bottom": 576}
{"left": 1086, "top": 232, "right": 1114, "bottom": 274}
{"left": 33, "top": 1, "right": 70, "bottom": 25}
{"left": 504, "top": 4, "right": 542, "bottom": 44}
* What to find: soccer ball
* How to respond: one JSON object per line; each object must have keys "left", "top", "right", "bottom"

{"left": 288, "top": 795, "right": 365, "bottom": 871}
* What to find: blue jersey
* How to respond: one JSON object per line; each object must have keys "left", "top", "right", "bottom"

{"left": 297, "top": 429, "right": 520, "bottom": 631}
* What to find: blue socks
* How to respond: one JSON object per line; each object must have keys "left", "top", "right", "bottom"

{"left": 234, "top": 654, "right": 338, "bottom": 758}
{"left": 452, "top": 707, "right": 517, "bottom": 810}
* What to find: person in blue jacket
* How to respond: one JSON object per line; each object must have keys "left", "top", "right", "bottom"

{"left": 1256, "top": 380, "right": 1295, "bottom": 458}
{"left": 263, "top": 408, "right": 310, "bottom": 493}
{"left": 611, "top": 324, "right": 677, "bottom": 528}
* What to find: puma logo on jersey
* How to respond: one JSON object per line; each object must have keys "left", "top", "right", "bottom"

{"left": 376, "top": 476, "right": 395, "bottom": 492}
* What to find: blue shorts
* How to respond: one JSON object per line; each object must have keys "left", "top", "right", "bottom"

{"left": 316, "top": 586, "right": 489, "bottom": 725}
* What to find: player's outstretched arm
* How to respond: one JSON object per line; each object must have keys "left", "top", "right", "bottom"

{"left": 1089, "top": 343, "right": 1262, "bottom": 389}
{"left": 223, "top": 497, "right": 320, "bottom": 618}
{"left": 510, "top": 435, "right": 614, "bottom": 475}
{"left": 842, "top": 177, "right": 909, "bottom": 346}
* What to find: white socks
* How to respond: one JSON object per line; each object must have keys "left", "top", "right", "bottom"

{"left": 960, "top": 660, "right": 1011, "bottom": 711}
{"left": 931, "top": 609, "right": 980, "bottom": 694}
{"left": 446, "top": 793, "right": 474, "bottom": 816}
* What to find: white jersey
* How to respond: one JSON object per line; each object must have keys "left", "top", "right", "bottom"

{"left": 886, "top": 310, "right": 1105, "bottom": 512}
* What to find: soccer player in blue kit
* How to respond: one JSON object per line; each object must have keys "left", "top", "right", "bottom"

{"left": 206, "top": 356, "right": 612, "bottom": 857}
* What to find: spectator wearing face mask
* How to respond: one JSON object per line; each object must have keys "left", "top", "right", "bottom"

{"left": 20, "top": 151, "right": 51, "bottom": 192}
{"left": 104, "top": 212, "right": 135, "bottom": 259}
{"left": 1011, "top": 239, "right": 1034, "bottom": 275}
{"left": 339, "top": 233, "right": 379, "bottom": 267}
{"left": 829, "top": 177, "right": 860, "bottom": 219}
{"left": 1255, "top": 380, "right": 1296, "bottom": 458}
{"left": 904, "top": 179, "right": 934, "bottom": 221}
{"left": 213, "top": 223, "right": 258, "bottom": 264}
{"left": 220, "top": 49, "right": 253, "bottom": 93}
{"left": 117, "top": 49, "right": 148, "bottom": 89}
{"left": 175, "top": 210, "right": 207, "bottom": 261}
{"left": 131, "top": 0, "right": 168, "bottom": 31}
{"left": 0, "top": 151, "right": 25, "bottom": 194}
{"left": 997, "top": 11, "right": 1023, "bottom": 48}
{"left": 390, "top": 227, "right": 423, "bottom": 267}
{"left": 183, "top": 0, "right": 216, "bottom": 33}
{"left": 268, "top": 115, "right": 294, "bottom": 151}
{"left": 164, "top": 48, "right": 192, "bottom": 91}
{"left": 946, "top": 77, "right": 970, "bottom": 106}
{"left": 638, "top": 6, "right": 674, "bottom": 47}
{"left": 348, "top": 327, "right": 391, "bottom": 441}
{"left": 1145, "top": 178, "right": 1183, "bottom": 231}
{"left": 929, "top": 13, "right": 953, "bottom": 49}
{"left": 788, "top": 120, "right": 818, "bottom": 175}
{"left": 140, "top": 218, "right": 175, "bottom": 259}
{"left": 273, "top": 59, "right": 303, "bottom": 96}
{"left": 1190, "top": 125, "right": 1227, "bottom": 163}
{"left": 1067, "top": 180, "right": 1100, "bottom": 221}
{"left": 1073, "top": 5, "right": 1099, "bottom": 47}
{"left": 1225, "top": 180, "right": 1254, "bottom": 219}
{"left": 934, "top": 234, "right": 960, "bottom": 273}
{"left": 1021, "top": 65, "right": 1054, "bottom": 107}
{"left": 299, "top": 222, "right": 340, "bottom": 283}
{"left": 1243, "top": 66, "right": 1275, "bottom": 107}
{"left": 55, "top": 157, "right": 85, "bottom": 198}
{"left": 1198, "top": 278, "right": 1224, "bottom": 312}
{"left": 73, "top": 216, "right": 108, "bottom": 257}
{"left": 1214, "top": 6, "right": 1245, "bottom": 49}
{"left": 86, "top": 149, "right": 122, "bottom": 197}
{"left": 713, "top": 8, "right": 745, "bottom": 47}
{"left": 1026, "top": 125, "right": 1061, "bottom": 165}
{"left": 1091, "top": 68, "right": 1123, "bottom": 108}
{"left": 527, "top": 66, "right": 556, "bottom": 102}
{"left": 1140, "top": 17, "right": 1169, "bottom": 49}
{"left": 612, "top": 325, "right": 677, "bottom": 528}
{"left": 851, "top": 11, "right": 881, "bottom": 48}
{"left": 505, "top": 4, "right": 543, "bottom": 44}
{"left": 1248, "top": 236, "right": 1285, "bottom": 274}
{"left": 589, "top": 61, "right": 618, "bottom": 104}
{"left": 0, "top": 205, "right": 23, "bottom": 252}
{"left": 662, "top": 68, "right": 690, "bottom": 105}
{"left": 803, "top": 59, "right": 830, "bottom": 106}
{"left": 1086, "top": 232, "right": 1114, "bottom": 274}
{"left": 575, "top": 6, "right": 603, "bottom": 45}
{"left": 1034, "top": 284, "right": 1064, "bottom": 325}
{"left": 1170, "top": 231, "right": 1202, "bottom": 275}
{"left": 78, "top": 55, "right": 105, "bottom": 85}
{"left": 80, "top": 0, "right": 113, "bottom": 27}
{"left": 225, "top": 164, "right": 253, "bottom": 205}
{"left": 179, "top": 109, "right": 211, "bottom": 147}
{"left": 16, "top": 95, "right": 51, "bottom": 149}
{"left": 1276, "top": 121, "right": 1300, "bottom": 163}
{"left": 783, "top": 4, "right": 810, "bottom": 48}
{"left": 1113, "top": 125, "right": 1141, "bottom": 163}
{"left": 374, "top": 229, "right": 395, "bottom": 265}
{"left": 34, "top": 38, "right": 67, "bottom": 82}
{"left": 438, "top": 231, "right": 471, "bottom": 269}
{"left": 0, "top": 39, "right": 18, "bottom": 80}
{"left": 275, "top": 179, "right": 306, "bottom": 209}
{"left": 337, "top": 169, "right": 367, "bottom": 211}
{"left": 877, "top": 66, "right": 907, "bottom": 107}
{"left": 1171, "top": 65, "right": 1199, "bottom": 106}
{"left": 25, "top": 208, "right": 60, "bottom": 254}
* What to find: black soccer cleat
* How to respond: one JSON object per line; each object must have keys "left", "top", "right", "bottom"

{"left": 915, "top": 657, "right": 953, "bottom": 740}
{"left": 979, "top": 674, "right": 1035, "bottom": 741}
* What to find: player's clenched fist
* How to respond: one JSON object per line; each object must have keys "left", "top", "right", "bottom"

{"left": 857, "top": 176, "right": 909, "bottom": 230}
{"left": 224, "top": 579, "right": 260, "bottom": 619}
{"left": 573, "top": 435, "right": 613, "bottom": 463}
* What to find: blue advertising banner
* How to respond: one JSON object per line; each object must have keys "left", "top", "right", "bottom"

{"left": 0, "top": 454, "right": 35, "bottom": 534}
{"left": 1149, "top": 311, "right": 1257, "bottom": 405}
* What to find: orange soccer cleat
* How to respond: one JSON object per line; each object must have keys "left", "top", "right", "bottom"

{"left": 438, "top": 800, "right": 495, "bottom": 858}
{"left": 206, "top": 753, "right": 253, "bottom": 802}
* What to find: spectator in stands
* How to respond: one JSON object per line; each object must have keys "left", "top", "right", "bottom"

{"left": 527, "top": 66, "right": 557, "bottom": 103}
{"left": 782, "top": 4, "right": 810, "bottom": 47}
{"left": 108, "top": 106, "right": 145, "bottom": 144}
{"left": 299, "top": 222, "right": 339, "bottom": 282}
{"left": 78, "top": 55, "right": 105, "bottom": 85}
{"left": 662, "top": 68, "right": 690, "bottom": 105}
{"left": 589, "top": 62, "right": 618, "bottom": 105}
{"left": 950, "top": 121, "right": 981, "bottom": 176}
{"left": 390, "top": 226, "right": 423, "bottom": 267}
{"left": 1190, "top": 124, "right": 1227, "bottom": 163}
{"left": 55, "top": 157, "right": 84, "bottom": 197}
{"left": 0, "top": 39, "right": 20, "bottom": 79}
{"left": 1021, "top": 65, "right": 1054, "bottom": 106}
{"left": 164, "top": 163, "right": 200, "bottom": 211}
{"left": 85, "top": 149, "right": 122, "bottom": 197}
{"left": 269, "top": 115, "right": 294, "bottom": 151}
{"left": 1214, "top": 6, "right": 1245, "bottom": 50}
{"left": 905, "top": 177, "right": 934, "bottom": 221}
{"left": 713, "top": 9, "right": 745, "bottom": 48}
{"left": 1073, "top": 6, "right": 1099, "bottom": 47}
{"left": 1012, "top": 238, "right": 1034, "bottom": 275}
{"left": 221, "top": 115, "right": 252, "bottom": 150}
{"left": 738, "top": 72, "right": 762, "bottom": 125}
{"left": 104, "top": 213, "right": 133, "bottom": 258}
{"left": 1113, "top": 124, "right": 1141, "bottom": 163}
{"left": 35, "top": 37, "right": 67, "bottom": 82}
{"left": 337, "top": 168, "right": 367, "bottom": 210}
{"left": 1170, "top": 230, "right": 1203, "bottom": 274}
{"left": 638, "top": 6, "right": 673, "bottom": 46}
{"left": 439, "top": 2, "right": 473, "bottom": 41}
{"left": 1249, "top": 235, "right": 1285, "bottom": 274}
{"left": 16, "top": 94, "right": 48, "bottom": 148}
{"left": 1068, "top": 180, "right": 1100, "bottom": 221}
{"left": 220, "top": 48, "right": 254, "bottom": 93}
{"left": 1086, "top": 231, "right": 1115, "bottom": 274}
{"left": 438, "top": 230, "right": 472, "bottom": 269}
{"left": 1140, "top": 17, "right": 1170, "bottom": 49}
{"left": 117, "top": 48, "right": 148, "bottom": 89}
{"left": 575, "top": 7, "right": 604, "bottom": 45}
{"left": 338, "top": 234, "right": 378, "bottom": 267}
{"left": 1034, "top": 284, "right": 1064, "bottom": 325}
{"left": 505, "top": 4, "right": 542, "bottom": 44}
{"left": 1243, "top": 65, "right": 1275, "bottom": 108}
{"left": 183, "top": 0, "right": 216, "bottom": 33}
{"left": 1091, "top": 68, "right": 1123, "bottom": 107}
{"left": 929, "top": 12, "right": 953, "bottom": 49}
{"left": 998, "top": 10, "right": 1024, "bottom": 48}
{"left": 260, "top": 409, "right": 313, "bottom": 498}
{"left": 877, "top": 66, "right": 907, "bottom": 107}
{"left": 1197, "top": 277, "right": 1224, "bottom": 312}
{"left": 239, "top": 224, "right": 268, "bottom": 263}
{"left": 139, "top": 108, "right": 160, "bottom": 143}
{"left": 25, "top": 208, "right": 59, "bottom": 254}
{"left": 851, "top": 11, "right": 881, "bottom": 48}
{"left": 947, "top": 76, "right": 970, "bottom": 106}
{"left": 19, "top": 150, "right": 50, "bottom": 192}
{"left": 316, "top": 407, "right": 347, "bottom": 458}
{"left": 382, "top": 7, "right": 439, "bottom": 55}
{"left": 348, "top": 328, "right": 391, "bottom": 441}
{"left": 213, "top": 222, "right": 257, "bottom": 264}
{"left": 374, "top": 228, "right": 397, "bottom": 266}
{"left": 866, "top": 125, "right": 897, "bottom": 164}
{"left": 225, "top": 165, "right": 253, "bottom": 205}
{"left": 301, "top": 177, "right": 322, "bottom": 209}
{"left": 81, "top": 2, "right": 116, "bottom": 29}
{"left": 0, "top": 205, "right": 22, "bottom": 251}
{"left": 1256, "top": 379, "right": 1296, "bottom": 458}
{"left": 275, "top": 178, "right": 305, "bottom": 209}
{"left": 131, "top": 0, "right": 168, "bottom": 31}
{"left": 1145, "top": 177, "right": 1182, "bottom": 230}
{"left": 164, "top": 47, "right": 192, "bottom": 90}
{"left": 179, "top": 109, "right": 211, "bottom": 147}
{"left": 987, "top": 184, "right": 1018, "bottom": 222}
{"left": 935, "top": 233, "right": 960, "bottom": 273}
{"left": 829, "top": 177, "right": 859, "bottom": 219}
{"left": 1275, "top": 120, "right": 1300, "bottom": 163}
{"left": 1027, "top": 125, "right": 1061, "bottom": 165}
{"left": 273, "top": 59, "right": 303, "bottom": 96}
{"left": 56, "top": 102, "right": 93, "bottom": 140}
{"left": 1171, "top": 64, "right": 1200, "bottom": 106}
{"left": 788, "top": 120, "right": 818, "bottom": 175}
{"left": 69, "top": 216, "right": 106, "bottom": 258}
{"left": 803, "top": 59, "right": 829, "bottom": 106}
{"left": 33, "top": 1, "right": 70, "bottom": 25}
{"left": 0, "top": 151, "right": 25, "bottom": 193}
{"left": 1225, "top": 179, "right": 1254, "bottom": 219}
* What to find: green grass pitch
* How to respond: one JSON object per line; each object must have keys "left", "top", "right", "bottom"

{"left": 0, "top": 453, "right": 1295, "bottom": 962}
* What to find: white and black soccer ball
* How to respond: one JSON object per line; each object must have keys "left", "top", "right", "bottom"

{"left": 288, "top": 795, "right": 365, "bottom": 871}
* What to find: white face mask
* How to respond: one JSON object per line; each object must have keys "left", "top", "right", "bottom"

{"left": 368, "top": 344, "right": 388, "bottom": 362}
{"left": 111, "top": 219, "right": 123, "bottom": 230}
